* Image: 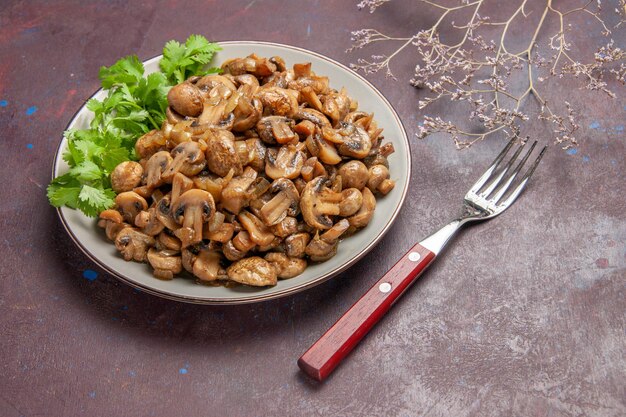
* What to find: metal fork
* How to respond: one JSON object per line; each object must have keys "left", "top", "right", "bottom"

{"left": 298, "top": 137, "right": 547, "bottom": 382}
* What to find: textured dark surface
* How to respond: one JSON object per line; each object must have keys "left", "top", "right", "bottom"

{"left": 1, "top": 1, "right": 624, "bottom": 416}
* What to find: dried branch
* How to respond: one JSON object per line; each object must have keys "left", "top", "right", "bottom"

{"left": 350, "top": 0, "right": 625, "bottom": 149}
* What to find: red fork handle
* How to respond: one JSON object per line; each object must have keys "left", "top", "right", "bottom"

{"left": 298, "top": 242, "right": 436, "bottom": 381}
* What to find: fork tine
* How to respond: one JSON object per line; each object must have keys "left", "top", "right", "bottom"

{"left": 480, "top": 141, "right": 526, "bottom": 197}
{"left": 468, "top": 137, "right": 517, "bottom": 193}
{"left": 491, "top": 140, "right": 537, "bottom": 203}
{"left": 499, "top": 145, "right": 548, "bottom": 208}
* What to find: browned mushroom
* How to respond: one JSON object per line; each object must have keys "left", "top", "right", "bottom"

{"left": 147, "top": 248, "right": 182, "bottom": 280}
{"left": 265, "top": 252, "right": 307, "bottom": 279}
{"left": 156, "top": 231, "right": 182, "bottom": 251}
{"left": 337, "top": 160, "right": 369, "bottom": 190}
{"left": 221, "top": 167, "right": 258, "bottom": 214}
{"left": 305, "top": 130, "right": 342, "bottom": 165}
{"left": 300, "top": 177, "right": 342, "bottom": 230}
{"left": 144, "top": 151, "right": 173, "bottom": 188}
{"left": 338, "top": 188, "right": 363, "bottom": 217}
{"left": 171, "top": 189, "right": 216, "bottom": 247}
{"left": 348, "top": 187, "right": 376, "bottom": 228}
{"left": 204, "top": 129, "right": 242, "bottom": 177}
{"left": 156, "top": 194, "right": 181, "bottom": 231}
{"left": 222, "top": 54, "right": 277, "bottom": 78}
{"left": 170, "top": 172, "right": 195, "bottom": 206}
{"left": 97, "top": 209, "right": 129, "bottom": 241}
{"left": 256, "top": 116, "right": 298, "bottom": 145}
{"left": 322, "top": 89, "right": 351, "bottom": 126}
{"left": 232, "top": 97, "right": 262, "bottom": 132}
{"left": 192, "top": 248, "right": 223, "bottom": 282}
{"left": 111, "top": 161, "right": 143, "bottom": 193}
{"left": 259, "top": 179, "right": 300, "bottom": 226}
{"left": 115, "top": 191, "right": 148, "bottom": 224}
{"left": 167, "top": 82, "right": 203, "bottom": 117}
{"left": 271, "top": 216, "right": 299, "bottom": 238}
{"left": 226, "top": 256, "right": 277, "bottom": 286}
{"left": 296, "top": 108, "right": 332, "bottom": 128}
{"left": 367, "top": 164, "right": 395, "bottom": 195}
{"left": 305, "top": 219, "right": 350, "bottom": 262}
{"left": 237, "top": 211, "right": 275, "bottom": 246}
{"left": 163, "top": 141, "right": 206, "bottom": 179}
{"left": 265, "top": 144, "right": 305, "bottom": 180}
{"left": 321, "top": 122, "right": 371, "bottom": 159}
{"left": 134, "top": 207, "right": 165, "bottom": 236}
{"left": 284, "top": 232, "right": 311, "bottom": 258}
{"left": 114, "top": 228, "right": 155, "bottom": 262}
{"left": 255, "top": 87, "right": 299, "bottom": 117}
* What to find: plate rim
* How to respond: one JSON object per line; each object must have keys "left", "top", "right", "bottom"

{"left": 52, "top": 40, "right": 412, "bottom": 305}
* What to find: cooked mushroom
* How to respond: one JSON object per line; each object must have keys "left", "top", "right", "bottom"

{"left": 156, "top": 194, "right": 181, "bottom": 231}
{"left": 163, "top": 141, "right": 206, "bottom": 179}
{"left": 226, "top": 256, "right": 277, "bottom": 286}
{"left": 111, "top": 161, "right": 143, "bottom": 193}
{"left": 222, "top": 54, "right": 277, "bottom": 78}
{"left": 156, "top": 231, "right": 182, "bottom": 251}
{"left": 265, "top": 252, "right": 307, "bottom": 279}
{"left": 192, "top": 248, "right": 223, "bottom": 282}
{"left": 305, "top": 130, "right": 342, "bottom": 165}
{"left": 170, "top": 172, "right": 195, "bottom": 206}
{"left": 322, "top": 122, "right": 371, "bottom": 159}
{"left": 322, "top": 89, "right": 351, "bottom": 126}
{"left": 144, "top": 151, "right": 173, "bottom": 188}
{"left": 271, "top": 216, "right": 299, "bottom": 238}
{"left": 204, "top": 129, "right": 242, "bottom": 177}
{"left": 265, "top": 144, "right": 305, "bottom": 180}
{"left": 147, "top": 248, "right": 182, "bottom": 280}
{"left": 367, "top": 164, "right": 395, "bottom": 195}
{"left": 237, "top": 211, "right": 275, "bottom": 246}
{"left": 135, "top": 207, "right": 165, "bottom": 236}
{"left": 337, "top": 160, "right": 369, "bottom": 190}
{"left": 167, "top": 82, "right": 203, "bottom": 117}
{"left": 305, "top": 219, "right": 350, "bottom": 262}
{"left": 256, "top": 116, "right": 298, "bottom": 145}
{"left": 255, "top": 87, "right": 299, "bottom": 117}
{"left": 300, "top": 157, "right": 327, "bottom": 182}
{"left": 284, "top": 232, "right": 311, "bottom": 258}
{"left": 259, "top": 178, "right": 300, "bottom": 226}
{"left": 300, "top": 177, "right": 342, "bottom": 230}
{"left": 97, "top": 209, "right": 129, "bottom": 241}
{"left": 171, "top": 189, "right": 216, "bottom": 247}
{"left": 114, "top": 228, "right": 155, "bottom": 262}
{"left": 115, "top": 191, "right": 148, "bottom": 224}
{"left": 232, "top": 97, "right": 262, "bottom": 132}
{"left": 220, "top": 167, "right": 258, "bottom": 214}
{"left": 338, "top": 188, "right": 363, "bottom": 217}
{"left": 348, "top": 186, "right": 376, "bottom": 228}
{"left": 295, "top": 108, "right": 332, "bottom": 128}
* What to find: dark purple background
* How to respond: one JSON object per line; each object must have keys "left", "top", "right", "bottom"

{"left": 1, "top": 1, "right": 624, "bottom": 416}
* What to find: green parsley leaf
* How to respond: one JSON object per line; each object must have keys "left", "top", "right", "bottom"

{"left": 99, "top": 55, "right": 145, "bottom": 89}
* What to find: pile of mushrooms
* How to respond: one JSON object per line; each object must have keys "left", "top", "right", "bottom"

{"left": 98, "top": 54, "right": 396, "bottom": 287}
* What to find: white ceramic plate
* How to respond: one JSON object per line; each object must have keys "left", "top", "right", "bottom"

{"left": 53, "top": 41, "right": 411, "bottom": 304}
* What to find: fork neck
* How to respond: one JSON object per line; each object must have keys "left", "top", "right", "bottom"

{"left": 419, "top": 218, "right": 469, "bottom": 255}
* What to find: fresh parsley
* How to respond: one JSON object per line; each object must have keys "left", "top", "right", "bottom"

{"left": 47, "top": 35, "right": 221, "bottom": 217}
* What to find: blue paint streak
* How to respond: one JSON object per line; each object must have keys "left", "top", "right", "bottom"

{"left": 121, "top": 305, "right": 128, "bottom": 311}
{"left": 582, "top": 156, "right": 590, "bottom": 162}
{"left": 129, "top": 370, "right": 137, "bottom": 377}
{"left": 307, "top": 24, "right": 311, "bottom": 37}
{"left": 0, "top": 100, "right": 7, "bottom": 107}
{"left": 26, "top": 143, "right": 33, "bottom": 149}
{"left": 615, "top": 125, "right": 624, "bottom": 132}
{"left": 88, "top": 391, "right": 96, "bottom": 399}
{"left": 25, "top": 106, "right": 37, "bottom": 115}
{"left": 179, "top": 368, "right": 188, "bottom": 374}
{"left": 589, "top": 121, "right": 600, "bottom": 129}
{"left": 566, "top": 148, "right": 578, "bottom": 155}
{"left": 83, "top": 269, "right": 98, "bottom": 281}
{"left": 611, "top": 160, "right": 617, "bottom": 166}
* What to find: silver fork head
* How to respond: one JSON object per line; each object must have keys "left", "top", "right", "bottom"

{"left": 463, "top": 137, "right": 547, "bottom": 219}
